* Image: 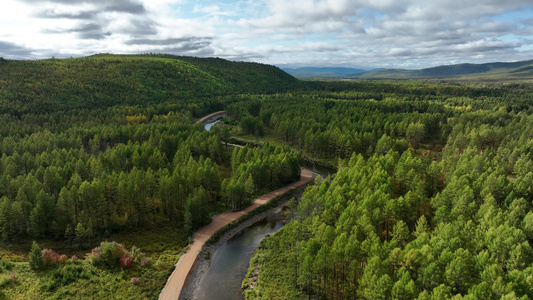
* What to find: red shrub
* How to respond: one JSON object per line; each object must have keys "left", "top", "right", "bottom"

{"left": 41, "top": 248, "right": 60, "bottom": 265}
{"left": 120, "top": 256, "right": 134, "bottom": 269}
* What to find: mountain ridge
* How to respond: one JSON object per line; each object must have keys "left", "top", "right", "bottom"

{"left": 353, "top": 59, "right": 533, "bottom": 79}
{"left": 282, "top": 59, "right": 533, "bottom": 80}
{"left": 282, "top": 67, "right": 381, "bottom": 78}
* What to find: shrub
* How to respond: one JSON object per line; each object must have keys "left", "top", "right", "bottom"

{"left": 86, "top": 248, "right": 101, "bottom": 265}
{"left": 139, "top": 257, "right": 150, "bottom": 267}
{"left": 9, "top": 269, "right": 16, "bottom": 280}
{"left": 0, "top": 259, "right": 14, "bottom": 272}
{"left": 130, "top": 246, "right": 145, "bottom": 263}
{"left": 0, "top": 275, "right": 13, "bottom": 289}
{"left": 131, "top": 277, "right": 140, "bottom": 285}
{"left": 87, "top": 241, "right": 148, "bottom": 269}
{"left": 41, "top": 264, "right": 91, "bottom": 292}
{"left": 120, "top": 256, "right": 134, "bottom": 269}
{"left": 100, "top": 242, "right": 127, "bottom": 268}
{"left": 42, "top": 248, "right": 60, "bottom": 265}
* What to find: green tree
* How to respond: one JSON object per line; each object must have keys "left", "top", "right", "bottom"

{"left": 29, "top": 241, "right": 44, "bottom": 270}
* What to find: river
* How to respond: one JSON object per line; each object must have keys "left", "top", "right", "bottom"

{"left": 193, "top": 219, "right": 284, "bottom": 300}
{"left": 204, "top": 119, "right": 221, "bottom": 131}
{"left": 193, "top": 116, "right": 335, "bottom": 300}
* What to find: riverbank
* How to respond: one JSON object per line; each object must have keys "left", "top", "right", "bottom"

{"left": 180, "top": 174, "right": 315, "bottom": 299}
{"left": 158, "top": 169, "right": 313, "bottom": 300}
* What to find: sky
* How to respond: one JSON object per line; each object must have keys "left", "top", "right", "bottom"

{"left": 1, "top": 0, "right": 533, "bottom": 69}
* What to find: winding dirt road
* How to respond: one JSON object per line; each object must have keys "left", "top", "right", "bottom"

{"left": 195, "top": 111, "right": 226, "bottom": 124}
{"left": 159, "top": 168, "right": 313, "bottom": 300}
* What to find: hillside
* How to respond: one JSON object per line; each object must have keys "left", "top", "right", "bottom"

{"left": 282, "top": 67, "right": 375, "bottom": 78}
{"left": 352, "top": 59, "right": 533, "bottom": 80}
{"left": 0, "top": 54, "right": 302, "bottom": 114}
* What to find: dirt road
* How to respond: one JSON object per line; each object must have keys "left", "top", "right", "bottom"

{"left": 195, "top": 111, "right": 226, "bottom": 124}
{"left": 159, "top": 168, "right": 313, "bottom": 300}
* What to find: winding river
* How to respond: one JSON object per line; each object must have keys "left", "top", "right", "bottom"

{"left": 185, "top": 116, "right": 335, "bottom": 300}
{"left": 199, "top": 123, "right": 334, "bottom": 299}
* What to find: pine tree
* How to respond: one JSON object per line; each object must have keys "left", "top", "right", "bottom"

{"left": 29, "top": 241, "right": 44, "bottom": 270}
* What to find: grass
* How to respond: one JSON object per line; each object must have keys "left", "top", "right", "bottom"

{"left": 0, "top": 225, "right": 188, "bottom": 299}
{"left": 0, "top": 260, "right": 174, "bottom": 299}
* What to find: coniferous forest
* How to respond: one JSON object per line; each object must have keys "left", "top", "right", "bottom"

{"left": 0, "top": 54, "right": 533, "bottom": 299}
{"left": 241, "top": 82, "right": 533, "bottom": 299}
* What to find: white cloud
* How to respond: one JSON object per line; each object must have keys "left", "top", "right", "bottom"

{"left": 0, "top": 0, "right": 532, "bottom": 68}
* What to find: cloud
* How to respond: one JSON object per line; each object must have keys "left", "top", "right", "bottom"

{"left": 0, "top": 41, "right": 34, "bottom": 57}
{"left": 161, "top": 45, "right": 214, "bottom": 56}
{"left": 124, "top": 36, "right": 215, "bottom": 56}
{"left": 193, "top": 5, "right": 221, "bottom": 15}
{"left": 524, "top": 19, "right": 533, "bottom": 27}
{"left": 24, "top": 0, "right": 147, "bottom": 15}
{"left": 36, "top": 9, "right": 96, "bottom": 19}
{"left": 111, "top": 17, "right": 158, "bottom": 36}
{"left": 125, "top": 37, "right": 213, "bottom": 46}
{"left": 2, "top": 0, "right": 533, "bottom": 68}
{"left": 235, "top": 0, "right": 533, "bottom": 68}
{"left": 41, "top": 23, "right": 111, "bottom": 40}
{"left": 73, "top": 23, "right": 112, "bottom": 40}
{"left": 31, "top": 0, "right": 158, "bottom": 41}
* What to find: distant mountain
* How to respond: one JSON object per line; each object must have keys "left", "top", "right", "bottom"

{"left": 282, "top": 67, "right": 381, "bottom": 78}
{"left": 352, "top": 59, "right": 533, "bottom": 80}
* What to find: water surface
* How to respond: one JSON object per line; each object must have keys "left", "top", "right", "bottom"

{"left": 204, "top": 119, "right": 221, "bottom": 131}
{"left": 194, "top": 219, "right": 284, "bottom": 300}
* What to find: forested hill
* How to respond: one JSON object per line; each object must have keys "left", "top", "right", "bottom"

{"left": 282, "top": 67, "right": 376, "bottom": 78}
{"left": 0, "top": 54, "right": 302, "bottom": 114}
{"left": 351, "top": 59, "right": 533, "bottom": 80}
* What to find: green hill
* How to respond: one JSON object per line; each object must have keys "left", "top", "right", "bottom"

{"left": 282, "top": 67, "right": 375, "bottom": 78}
{"left": 353, "top": 59, "right": 533, "bottom": 80}
{"left": 0, "top": 54, "right": 302, "bottom": 114}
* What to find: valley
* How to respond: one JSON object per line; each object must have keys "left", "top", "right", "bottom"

{"left": 0, "top": 55, "right": 533, "bottom": 300}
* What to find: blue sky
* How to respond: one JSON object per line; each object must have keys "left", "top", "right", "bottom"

{"left": 1, "top": 0, "right": 533, "bottom": 69}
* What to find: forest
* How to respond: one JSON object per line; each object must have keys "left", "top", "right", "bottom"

{"left": 239, "top": 82, "right": 533, "bottom": 299}
{"left": 0, "top": 54, "right": 301, "bottom": 298}
{"left": 0, "top": 54, "right": 532, "bottom": 299}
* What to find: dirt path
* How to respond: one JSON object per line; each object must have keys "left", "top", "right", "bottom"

{"left": 159, "top": 168, "right": 313, "bottom": 300}
{"left": 223, "top": 142, "right": 244, "bottom": 148}
{"left": 195, "top": 111, "right": 226, "bottom": 124}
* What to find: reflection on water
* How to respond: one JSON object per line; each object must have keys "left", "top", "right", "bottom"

{"left": 301, "top": 158, "right": 336, "bottom": 178}
{"left": 194, "top": 219, "right": 284, "bottom": 300}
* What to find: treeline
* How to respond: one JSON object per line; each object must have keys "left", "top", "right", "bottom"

{"left": 222, "top": 145, "right": 301, "bottom": 210}
{"left": 0, "top": 106, "right": 304, "bottom": 242}
{"left": 245, "top": 82, "right": 533, "bottom": 299}
{"left": 227, "top": 95, "right": 445, "bottom": 160}
{"left": 0, "top": 119, "right": 224, "bottom": 241}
